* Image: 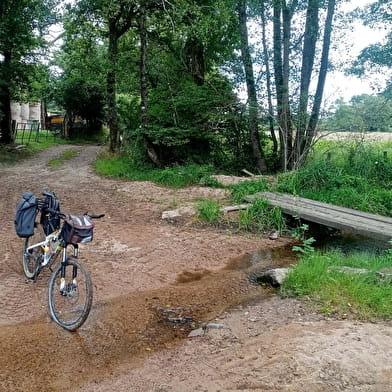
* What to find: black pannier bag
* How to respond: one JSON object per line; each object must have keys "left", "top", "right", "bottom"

{"left": 60, "top": 215, "right": 94, "bottom": 245}
{"left": 15, "top": 192, "right": 38, "bottom": 238}
{"left": 40, "top": 191, "right": 61, "bottom": 235}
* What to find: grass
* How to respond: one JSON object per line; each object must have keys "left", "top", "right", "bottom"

{"left": 281, "top": 249, "right": 392, "bottom": 320}
{"left": 94, "top": 153, "right": 220, "bottom": 188}
{"left": 197, "top": 200, "right": 221, "bottom": 223}
{"left": 238, "top": 197, "right": 286, "bottom": 234}
{"left": 276, "top": 141, "right": 392, "bottom": 216}
{"left": 229, "top": 178, "right": 269, "bottom": 204}
{"left": 0, "top": 137, "right": 67, "bottom": 165}
{"left": 47, "top": 148, "right": 79, "bottom": 167}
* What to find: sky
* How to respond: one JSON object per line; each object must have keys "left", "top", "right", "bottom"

{"left": 323, "top": 0, "right": 390, "bottom": 104}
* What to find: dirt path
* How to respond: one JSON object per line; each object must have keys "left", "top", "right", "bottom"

{"left": 0, "top": 145, "right": 391, "bottom": 392}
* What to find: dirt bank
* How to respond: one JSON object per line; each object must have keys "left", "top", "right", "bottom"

{"left": 0, "top": 144, "right": 391, "bottom": 392}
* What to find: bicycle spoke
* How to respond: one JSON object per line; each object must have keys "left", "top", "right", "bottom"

{"left": 48, "top": 259, "right": 92, "bottom": 331}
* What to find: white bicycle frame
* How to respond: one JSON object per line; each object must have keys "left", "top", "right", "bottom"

{"left": 26, "top": 229, "right": 63, "bottom": 267}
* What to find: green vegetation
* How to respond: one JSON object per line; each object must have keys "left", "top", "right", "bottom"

{"left": 276, "top": 142, "right": 392, "bottom": 320}
{"left": 281, "top": 249, "right": 392, "bottom": 320}
{"left": 47, "top": 148, "right": 78, "bottom": 167}
{"left": 277, "top": 142, "right": 392, "bottom": 216}
{"left": 0, "top": 137, "right": 67, "bottom": 165}
{"left": 94, "top": 154, "right": 219, "bottom": 188}
{"left": 229, "top": 179, "right": 269, "bottom": 204}
{"left": 238, "top": 197, "right": 285, "bottom": 234}
{"left": 197, "top": 200, "right": 221, "bottom": 223}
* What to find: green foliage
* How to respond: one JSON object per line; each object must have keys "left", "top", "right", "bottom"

{"left": 197, "top": 200, "right": 221, "bottom": 223}
{"left": 291, "top": 224, "right": 316, "bottom": 255}
{"left": 238, "top": 198, "right": 285, "bottom": 234}
{"left": 324, "top": 95, "right": 392, "bottom": 132}
{"left": 229, "top": 179, "right": 269, "bottom": 204}
{"left": 138, "top": 70, "right": 249, "bottom": 167}
{"left": 94, "top": 154, "right": 217, "bottom": 188}
{"left": 277, "top": 142, "right": 392, "bottom": 216}
{"left": 0, "top": 0, "right": 59, "bottom": 142}
{"left": 281, "top": 250, "right": 392, "bottom": 320}
{"left": 50, "top": 10, "right": 106, "bottom": 136}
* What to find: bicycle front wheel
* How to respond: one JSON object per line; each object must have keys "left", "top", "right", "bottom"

{"left": 48, "top": 258, "right": 93, "bottom": 331}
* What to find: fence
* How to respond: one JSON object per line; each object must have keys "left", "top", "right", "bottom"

{"left": 12, "top": 120, "right": 62, "bottom": 144}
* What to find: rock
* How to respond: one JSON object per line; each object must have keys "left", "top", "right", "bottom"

{"left": 268, "top": 230, "right": 279, "bottom": 240}
{"left": 329, "top": 266, "right": 369, "bottom": 275}
{"left": 256, "top": 268, "right": 290, "bottom": 286}
{"left": 377, "top": 267, "right": 392, "bottom": 281}
{"left": 204, "top": 322, "right": 225, "bottom": 330}
{"left": 161, "top": 206, "right": 196, "bottom": 220}
{"left": 188, "top": 328, "right": 205, "bottom": 338}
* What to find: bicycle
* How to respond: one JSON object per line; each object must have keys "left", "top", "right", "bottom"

{"left": 21, "top": 190, "right": 104, "bottom": 331}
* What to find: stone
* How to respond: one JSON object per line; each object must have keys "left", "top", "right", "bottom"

{"left": 161, "top": 206, "right": 196, "bottom": 220}
{"left": 329, "top": 266, "right": 369, "bottom": 275}
{"left": 256, "top": 268, "right": 290, "bottom": 286}
{"left": 377, "top": 267, "right": 392, "bottom": 281}
{"left": 268, "top": 230, "right": 279, "bottom": 240}
{"left": 188, "top": 329, "right": 205, "bottom": 338}
{"left": 204, "top": 322, "right": 225, "bottom": 330}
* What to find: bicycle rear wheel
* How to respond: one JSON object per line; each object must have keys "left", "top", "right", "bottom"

{"left": 48, "top": 258, "right": 93, "bottom": 331}
{"left": 22, "top": 224, "right": 45, "bottom": 280}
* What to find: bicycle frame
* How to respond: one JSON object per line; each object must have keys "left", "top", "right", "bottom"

{"left": 26, "top": 228, "right": 79, "bottom": 273}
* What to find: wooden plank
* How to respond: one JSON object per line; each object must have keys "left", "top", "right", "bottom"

{"left": 250, "top": 192, "right": 392, "bottom": 225}
{"left": 220, "top": 204, "right": 249, "bottom": 214}
{"left": 244, "top": 192, "right": 392, "bottom": 243}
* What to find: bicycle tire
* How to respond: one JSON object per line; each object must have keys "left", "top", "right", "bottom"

{"left": 48, "top": 258, "right": 93, "bottom": 331}
{"left": 22, "top": 224, "right": 45, "bottom": 279}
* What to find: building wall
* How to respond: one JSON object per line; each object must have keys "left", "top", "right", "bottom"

{"left": 11, "top": 102, "right": 41, "bottom": 125}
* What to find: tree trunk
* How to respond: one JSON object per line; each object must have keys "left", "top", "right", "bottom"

{"left": 294, "top": 0, "right": 319, "bottom": 166}
{"left": 281, "top": 4, "right": 295, "bottom": 169}
{"left": 260, "top": 1, "right": 278, "bottom": 156}
{"left": 107, "top": 25, "right": 120, "bottom": 153}
{"left": 139, "top": 0, "right": 161, "bottom": 167}
{"left": 306, "top": 0, "right": 336, "bottom": 151}
{"left": 273, "top": 1, "right": 287, "bottom": 170}
{"left": 238, "top": 0, "right": 267, "bottom": 173}
{"left": 184, "top": 36, "right": 205, "bottom": 86}
{"left": 0, "top": 51, "right": 12, "bottom": 144}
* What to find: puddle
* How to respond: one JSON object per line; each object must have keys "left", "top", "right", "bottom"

{"left": 224, "top": 245, "right": 298, "bottom": 271}
{"left": 316, "top": 231, "right": 389, "bottom": 254}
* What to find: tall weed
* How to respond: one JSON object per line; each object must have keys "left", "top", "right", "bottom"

{"left": 197, "top": 200, "right": 221, "bottom": 223}
{"left": 277, "top": 142, "right": 392, "bottom": 216}
{"left": 238, "top": 198, "right": 285, "bottom": 234}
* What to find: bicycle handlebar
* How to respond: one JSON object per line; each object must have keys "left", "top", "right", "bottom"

{"left": 45, "top": 208, "right": 105, "bottom": 220}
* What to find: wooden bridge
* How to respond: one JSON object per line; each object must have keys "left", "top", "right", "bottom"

{"left": 244, "top": 192, "right": 392, "bottom": 243}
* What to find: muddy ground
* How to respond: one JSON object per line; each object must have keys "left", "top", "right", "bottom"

{"left": 0, "top": 144, "right": 391, "bottom": 392}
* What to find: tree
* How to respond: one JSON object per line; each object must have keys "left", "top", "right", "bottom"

{"left": 351, "top": 0, "right": 392, "bottom": 96}
{"left": 271, "top": 0, "right": 337, "bottom": 170}
{"left": 325, "top": 95, "right": 392, "bottom": 133}
{"left": 0, "top": 0, "right": 58, "bottom": 144}
{"left": 72, "top": 0, "right": 139, "bottom": 152}
{"left": 52, "top": 11, "right": 106, "bottom": 136}
{"left": 237, "top": 0, "right": 267, "bottom": 172}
